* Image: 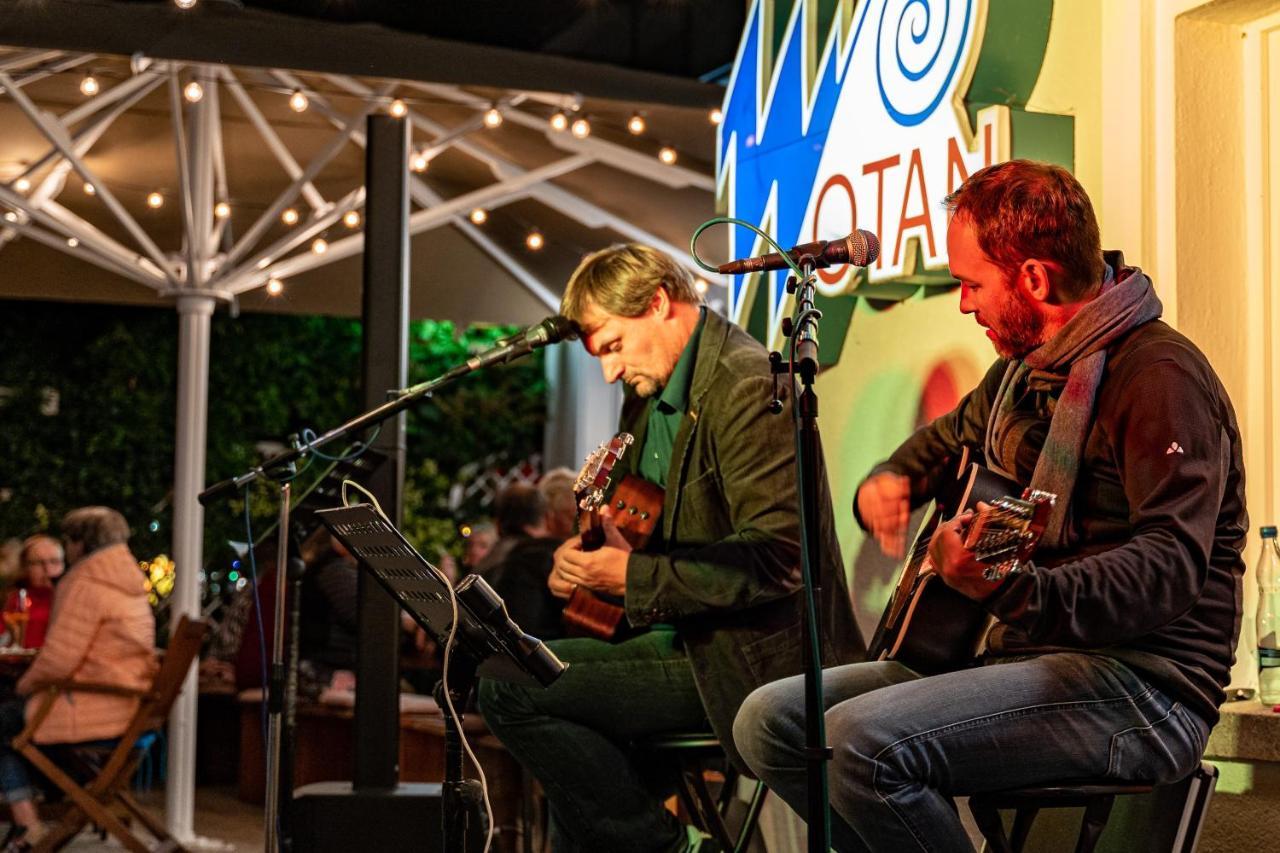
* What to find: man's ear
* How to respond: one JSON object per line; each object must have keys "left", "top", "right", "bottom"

{"left": 649, "top": 284, "right": 672, "bottom": 318}
{"left": 1018, "top": 259, "right": 1054, "bottom": 304}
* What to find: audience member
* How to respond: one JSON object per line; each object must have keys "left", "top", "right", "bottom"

{"left": 483, "top": 484, "right": 565, "bottom": 640}
{"left": 3, "top": 537, "right": 65, "bottom": 649}
{"left": 537, "top": 467, "right": 579, "bottom": 541}
{"left": 297, "top": 535, "right": 359, "bottom": 697}
{"left": 0, "top": 507, "right": 156, "bottom": 849}
{"left": 461, "top": 521, "right": 497, "bottom": 575}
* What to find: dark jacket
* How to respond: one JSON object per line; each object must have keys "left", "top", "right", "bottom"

{"left": 619, "top": 309, "right": 864, "bottom": 769}
{"left": 865, "top": 318, "right": 1247, "bottom": 725}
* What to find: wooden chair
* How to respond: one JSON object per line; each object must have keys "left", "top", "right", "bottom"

{"left": 11, "top": 615, "right": 208, "bottom": 852}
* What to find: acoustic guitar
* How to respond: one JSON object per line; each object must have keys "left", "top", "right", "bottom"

{"left": 867, "top": 450, "right": 1056, "bottom": 675}
{"left": 560, "top": 433, "right": 664, "bottom": 640}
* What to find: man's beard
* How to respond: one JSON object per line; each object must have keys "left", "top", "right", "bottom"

{"left": 629, "top": 376, "right": 663, "bottom": 398}
{"left": 989, "top": 286, "right": 1046, "bottom": 359}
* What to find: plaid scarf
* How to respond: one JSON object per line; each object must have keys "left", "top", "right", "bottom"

{"left": 984, "top": 253, "right": 1163, "bottom": 548}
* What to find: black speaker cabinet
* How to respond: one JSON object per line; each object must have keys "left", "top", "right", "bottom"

{"left": 291, "top": 781, "right": 478, "bottom": 853}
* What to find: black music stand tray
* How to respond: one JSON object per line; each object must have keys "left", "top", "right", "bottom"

{"left": 316, "top": 503, "right": 567, "bottom": 853}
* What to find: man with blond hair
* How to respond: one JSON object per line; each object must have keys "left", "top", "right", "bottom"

{"left": 479, "top": 244, "right": 863, "bottom": 853}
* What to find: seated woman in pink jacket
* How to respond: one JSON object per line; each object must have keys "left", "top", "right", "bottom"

{"left": 0, "top": 507, "right": 156, "bottom": 850}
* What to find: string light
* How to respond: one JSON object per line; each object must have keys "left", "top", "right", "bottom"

{"left": 13, "top": 178, "right": 29, "bottom": 193}
{"left": 525, "top": 230, "right": 544, "bottom": 251}
{"left": 266, "top": 278, "right": 284, "bottom": 296}
{"left": 281, "top": 207, "right": 299, "bottom": 226}
{"left": 311, "top": 237, "right": 328, "bottom": 254}
{"left": 214, "top": 201, "right": 231, "bottom": 219}
{"left": 174, "top": 0, "right": 198, "bottom": 8}
{"left": 627, "top": 113, "right": 646, "bottom": 135}
{"left": 3, "top": 212, "right": 16, "bottom": 223}
{"left": 79, "top": 73, "right": 100, "bottom": 97}
{"left": 695, "top": 279, "right": 710, "bottom": 295}
{"left": 482, "top": 107, "right": 503, "bottom": 129}
{"left": 468, "top": 208, "right": 488, "bottom": 225}
{"left": 66, "top": 237, "right": 79, "bottom": 248}
{"left": 183, "top": 80, "right": 203, "bottom": 103}
{"left": 343, "top": 210, "right": 361, "bottom": 228}
{"left": 658, "top": 146, "right": 678, "bottom": 166}
{"left": 83, "top": 182, "right": 96, "bottom": 196}
{"left": 570, "top": 116, "right": 591, "bottom": 139}
{"left": 410, "top": 152, "right": 429, "bottom": 173}
{"left": 147, "top": 191, "right": 164, "bottom": 209}
{"left": 549, "top": 111, "right": 568, "bottom": 132}
{"left": 288, "top": 90, "right": 309, "bottom": 113}
{"left": 709, "top": 108, "right": 724, "bottom": 125}
{"left": 389, "top": 98, "right": 408, "bottom": 118}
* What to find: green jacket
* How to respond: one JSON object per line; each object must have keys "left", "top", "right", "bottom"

{"left": 618, "top": 309, "right": 864, "bottom": 770}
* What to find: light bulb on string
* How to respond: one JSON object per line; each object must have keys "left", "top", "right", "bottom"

{"left": 79, "top": 74, "right": 100, "bottom": 97}
{"left": 183, "top": 80, "right": 203, "bottom": 103}
{"left": 709, "top": 108, "right": 723, "bottom": 125}
{"left": 147, "top": 191, "right": 164, "bottom": 209}
{"left": 658, "top": 146, "right": 678, "bottom": 166}
{"left": 549, "top": 111, "right": 568, "bottom": 132}
{"left": 627, "top": 113, "right": 646, "bottom": 135}
{"left": 266, "top": 278, "right": 284, "bottom": 296}
{"left": 66, "top": 237, "right": 79, "bottom": 248}
{"left": 469, "top": 208, "right": 488, "bottom": 225}
{"left": 410, "top": 152, "right": 429, "bottom": 173}
{"left": 311, "top": 237, "right": 328, "bottom": 254}
{"left": 83, "top": 182, "right": 96, "bottom": 196}
{"left": 174, "top": 0, "right": 198, "bottom": 9}
{"left": 214, "top": 201, "right": 231, "bottom": 219}
{"left": 570, "top": 116, "right": 591, "bottom": 139}
{"left": 343, "top": 210, "right": 361, "bottom": 228}
{"left": 281, "top": 208, "right": 299, "bottom": 226}
{"left": 13, "top": 178, "right": 30, "bottom": 193}
{"left": 389, "top": 98, "right": 408, "bottom": 118}
{"left": 289, "top": 90, "right": 309, "bottom": 113}
{"left": 695, "top": 279, "right": 710, "bottom": 295}
{"left": 3, "top": 211, "right": 16, "bottom": 223}
{"left": 483, "top": 107, "right": 503, "bottom": 129}
{"left": 525, "top": 230, "right": 545, "bottom": 251}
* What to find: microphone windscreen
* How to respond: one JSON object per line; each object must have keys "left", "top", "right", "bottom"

{"left": 851, "top": 230, "right": 880, "bottom": 266}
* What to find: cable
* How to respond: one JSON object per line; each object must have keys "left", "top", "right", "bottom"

{"left": 340, "top": 479, "right": 495, "bottom": 853}
{"left": 241, "top": 490, "right": 275, "bottom": 846}
{"left": 689, "top": 215, "right": 807, "bottom": 280}
{"left": 299, "top": 426, "right": 381, "bottom": 462}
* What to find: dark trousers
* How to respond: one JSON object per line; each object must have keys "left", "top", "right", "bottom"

{"left": 478, "top": 630, "right": 708, "bottom": 853}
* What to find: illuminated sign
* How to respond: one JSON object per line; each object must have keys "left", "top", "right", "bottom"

{"left": 716, "top": 0, "right": 1069, "bottom": 360}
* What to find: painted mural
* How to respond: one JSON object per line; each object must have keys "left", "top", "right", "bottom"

{"left": 715, "top": 0, "right": 1074, "bottom": 637}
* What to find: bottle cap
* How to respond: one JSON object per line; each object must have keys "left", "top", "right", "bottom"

{"left": 1263, "top": 526, "right": 1278, "bottom": 538}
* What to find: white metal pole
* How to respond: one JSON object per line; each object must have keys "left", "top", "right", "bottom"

{"left": 166, "top": 292, "right": 215, "bottom": 843}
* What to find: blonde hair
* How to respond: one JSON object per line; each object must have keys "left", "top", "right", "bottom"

{"left": 561, "top": 244, "right": 702, "bottom": 322}
{"left": 61, "top": 506, "right": 130, "bottom": 555}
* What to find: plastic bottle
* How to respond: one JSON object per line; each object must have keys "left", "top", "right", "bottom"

{"left": 1258, "top": 525, "right": 1280, "bottom": 706}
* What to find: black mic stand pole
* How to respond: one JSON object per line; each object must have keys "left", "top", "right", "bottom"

{"left": 769, "top": 256, "right": 832, "bottom": 853}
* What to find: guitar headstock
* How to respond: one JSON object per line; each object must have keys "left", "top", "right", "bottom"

{"left": 964, "top": 488, "right": 1057, "bottom": 582}
{"left": 574, "top": 432, "right": 634, "bottom": 512}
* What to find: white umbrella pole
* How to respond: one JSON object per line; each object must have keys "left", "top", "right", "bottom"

{"left": 166, "top": 292, "right": 215, "bottom": 843}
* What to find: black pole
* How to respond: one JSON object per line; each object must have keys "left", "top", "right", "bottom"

{"left": 354, "top": 112, "right": 410, "bottom": 790}
{"left": 772, "top": 262, "right": 832, "bottom": 852}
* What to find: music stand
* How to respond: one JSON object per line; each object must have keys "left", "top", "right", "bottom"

{"left": 316, "top": 504, "right": 567, "bottom": 853}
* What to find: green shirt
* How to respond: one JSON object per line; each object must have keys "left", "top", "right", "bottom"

{"left": 637, "top": 308, "right": 706, "bottom": 488}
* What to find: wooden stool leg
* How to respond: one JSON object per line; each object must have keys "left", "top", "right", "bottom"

{"left": 1009, "top": 807, "right": 1040, "bottom": 852}
{"left": 969, "top": 801, "right": 1014, "bottom": 853}
{"left": 1075, "top": 795, "right": 1116, "bottom": 853}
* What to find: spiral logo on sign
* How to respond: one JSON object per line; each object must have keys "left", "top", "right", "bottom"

{"left": 876, "top": 0, "right": 974, "bottom": 127}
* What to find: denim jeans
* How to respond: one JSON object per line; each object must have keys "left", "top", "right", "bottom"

{"left": 733, "top": 653, "right": 1209, "bottom": 852}
{"left": 477, "top": 630, "right": 708, "bottom": 853}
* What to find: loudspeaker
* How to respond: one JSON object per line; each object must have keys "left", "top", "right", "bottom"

{"left": 291, "top": 782, "right": 467, "bottom": 852}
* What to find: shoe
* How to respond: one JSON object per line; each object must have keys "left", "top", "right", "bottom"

{"left": 0, "top": 824, "right": 29, "bottom": 853}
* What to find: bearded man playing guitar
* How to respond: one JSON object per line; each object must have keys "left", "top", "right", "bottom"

{"left": 734, "top": 160, "right": 1248, "bottom": 851}
{"left": 478, "top": 243, "right": 863, "bottom": 853}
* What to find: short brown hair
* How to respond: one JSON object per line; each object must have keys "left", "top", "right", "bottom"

{"left": 61, "top": 506, "right": 130, "bottom": 555}
{"left": 561, "top": 244, "right": 702, "bottom": 323}
{"left": 944, "top": 160, "right": 1105, "bottom": 300}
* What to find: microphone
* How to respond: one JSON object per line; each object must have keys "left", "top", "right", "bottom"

{"left": 397, "top": 315, "right": 578, "bottom": 396}
{"left": 718, "top": 230, "right": 880, "bottom": 275}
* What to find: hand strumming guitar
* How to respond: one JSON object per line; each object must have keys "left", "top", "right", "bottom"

{"left": 549, "top": 515, "right": 632, "bottom": 600}
{"left": 928, "top": 506, "right": 1007, "bottom": 602}
{"left": 856, "top": 472, "right": 912, "bottom": 559}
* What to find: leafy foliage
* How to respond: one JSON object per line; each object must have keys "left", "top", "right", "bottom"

{"left": 0, "top": 302, "right": 545, "bottom": 572}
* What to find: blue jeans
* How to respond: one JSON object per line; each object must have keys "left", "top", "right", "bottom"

{"left": 733, "top": 653, "right": 1209, "bottom": 852}
{"left": 0, "top": 698, "right": 118, "bottom": 805}
{"left": 477, "top": 630, "right": 708, "bottom": 853}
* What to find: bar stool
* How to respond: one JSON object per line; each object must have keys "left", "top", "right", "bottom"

{"left": 633, "top": 731, "right": 767, "bottom": 853}
{"left": 968, "top": 761, "right": 1218, "bottom": 853}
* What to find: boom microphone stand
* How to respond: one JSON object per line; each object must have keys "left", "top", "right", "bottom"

{"left": 769, "top": 256, "right": 832, "bottom": 853}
